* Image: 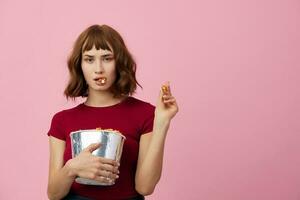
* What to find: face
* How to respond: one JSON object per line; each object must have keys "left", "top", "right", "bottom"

{"left": 81, "top": 45, "right": 116, "bottom": 93}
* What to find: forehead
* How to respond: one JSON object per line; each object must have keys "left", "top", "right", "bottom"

{"left": 82, "top": 45, "right": 113, "bottom": 55}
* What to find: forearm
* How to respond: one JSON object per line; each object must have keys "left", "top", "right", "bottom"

{"left": 136, "top": 120, "right": 170, "bottom": 194}
{"left": 47, "top": 161, "right": 76, "bottom": 200}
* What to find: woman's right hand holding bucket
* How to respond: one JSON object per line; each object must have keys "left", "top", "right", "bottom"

{"left": 66, "top": 143, "right": 120, "bottom": 183}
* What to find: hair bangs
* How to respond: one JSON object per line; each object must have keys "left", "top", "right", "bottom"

{"left": 82, "top": 29, "right": 113, "bottom": 53}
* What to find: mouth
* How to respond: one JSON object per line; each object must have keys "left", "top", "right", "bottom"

{"left": 94, "top": 77, "right": 107, "bottom": 86}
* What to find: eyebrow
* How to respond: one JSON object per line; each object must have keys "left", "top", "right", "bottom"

{"left": 83, "top": 53, "right": 113, "bottom": 57}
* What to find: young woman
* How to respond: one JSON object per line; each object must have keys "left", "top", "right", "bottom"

{"left": 47, "top": 24, "right": 178, "bottom": 200}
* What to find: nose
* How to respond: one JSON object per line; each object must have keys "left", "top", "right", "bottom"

{"left": 95, "top": 60, "right": 104, "bottom": 74}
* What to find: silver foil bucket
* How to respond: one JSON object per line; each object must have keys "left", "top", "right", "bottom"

{"left": 70, "top": 129, "right": 126, "bottom": 185}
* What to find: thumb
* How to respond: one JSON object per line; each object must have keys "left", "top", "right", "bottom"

{"left": 83, "top": 143, "right": 101, "bottom": 153}
{"left": 157, "top": 86, "right": 164, "bottom": 106}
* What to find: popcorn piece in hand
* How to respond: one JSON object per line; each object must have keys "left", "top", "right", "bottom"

{"left": 161, "top": 85, "right": 170, "bottom": 95}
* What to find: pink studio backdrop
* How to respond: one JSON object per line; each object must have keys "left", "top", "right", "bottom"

{"left": 0, "top": 0, "right": 299, "bottom": 199}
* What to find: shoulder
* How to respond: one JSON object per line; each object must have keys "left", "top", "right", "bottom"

{"left": 51, "top": 104, "right": 82, "bottom": 120}
{"left": 125, "top": 97, "right": 155, "bottom": 111}
{"left": 125, "top": 97, "right": 155, "bottom": 133}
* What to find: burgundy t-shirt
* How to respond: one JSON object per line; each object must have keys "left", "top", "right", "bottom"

{"left": 47, "top": 97, "right": 155, "bottom": 199}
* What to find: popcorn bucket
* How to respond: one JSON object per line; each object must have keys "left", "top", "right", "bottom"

{"left": 70, "top": 129, "right": 126, "bottom": 185}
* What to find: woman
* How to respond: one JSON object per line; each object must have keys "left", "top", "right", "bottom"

{"left": 47, "top": 24, "right": 178, "bottom": 200}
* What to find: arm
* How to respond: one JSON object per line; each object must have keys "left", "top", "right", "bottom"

{"left": 135, "top": 82, "right": 178, "bottom": 195}
{"left": 47, "top": 136, "right": 76, "bottom": 200}
{"left": 135, "top": 121, "right": 170, "bottom": 196}
{"left": 47, "top": 137, "right": 119, "bottom": 200}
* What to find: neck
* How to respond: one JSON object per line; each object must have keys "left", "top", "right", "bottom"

{"left": 85, "top": 89, "right": 124, "bottom": 107}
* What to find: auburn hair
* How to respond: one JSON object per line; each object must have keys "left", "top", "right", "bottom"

{"left": 64, "top": 24, "right": 141, "bottom": 99}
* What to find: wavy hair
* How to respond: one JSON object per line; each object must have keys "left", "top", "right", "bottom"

{"left": 64, "top": 24, "right": 141, "bottom": 99}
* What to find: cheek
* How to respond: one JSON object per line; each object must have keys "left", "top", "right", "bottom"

{"left": 108, "top": 64, "right": 117, "bottom": 78}
{"left": 81, "top": 65, "right": 90, "bottom": 81}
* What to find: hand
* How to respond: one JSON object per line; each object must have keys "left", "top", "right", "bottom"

{"left": 154, "top": 82, "right": 179, "bottom": 127}
{"left": 66, "top": 143, "right": 120, "bottom": 184}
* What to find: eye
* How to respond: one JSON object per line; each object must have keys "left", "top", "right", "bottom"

{"left": 103, "top": 57, "right": 114, "bottom": 62}
{"left": 84, "top": 58, "right": 94, "bottom": 63}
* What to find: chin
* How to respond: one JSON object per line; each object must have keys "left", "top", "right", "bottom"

{"left": 91, "top": 85, "right": 111, "bottom": 91}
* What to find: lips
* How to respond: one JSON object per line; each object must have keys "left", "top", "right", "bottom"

{"left": 94, "top": 77, "right": 107, "bottom": 85}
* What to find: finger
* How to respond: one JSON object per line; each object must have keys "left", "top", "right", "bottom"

{"left": 94, "top": 176, "right": 114, "bottom": 184}
{"left": 163, "top": 99, "right": 176, "bottom": 104}
{"left": 166, "top": 81, "right": 172, "bottom": 95}
{"left": 83, "top": 143, "right": 101, "bottom": 153}
{"left": 109, "top": 172, "right": 119, "bottom": 180}
{"left": 162, "top": 94, "right": 173, "bottom": 100}
{"left": 98, "top": 170, "right": 119, "bottom": 180}
{"left": 86, "top": 171, "right": 116, "bottom": 183}
{"left": 100, "top": 163, "right": 120, "bottom": 174}
{"left": 98, "top": 157, "right": 119, "bottom": 166}
{"left": 94, "top": 161, "right": 119, "bottom": 174}
{"left": 162, "top": 95, "right": 175, "bottom": 102}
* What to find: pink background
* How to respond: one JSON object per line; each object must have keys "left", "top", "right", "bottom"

{"left": 0, "top": 0, "right": 299, "bottom": 199}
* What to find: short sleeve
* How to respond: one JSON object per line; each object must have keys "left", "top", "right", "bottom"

{"left": 140, "top": 103, "right": 155, "bottom": 135}
{"left": 47, "top": 112, "right": 66, "bottom": 140}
